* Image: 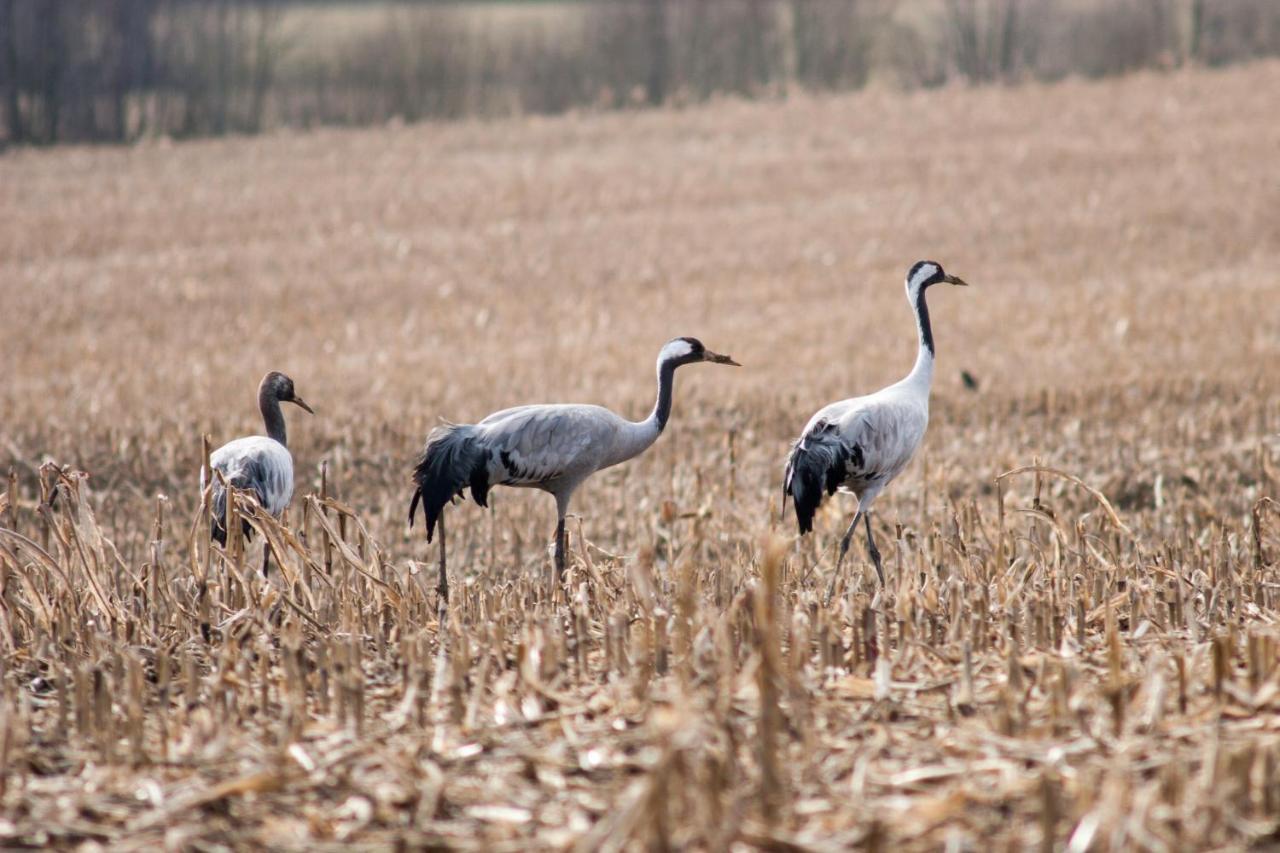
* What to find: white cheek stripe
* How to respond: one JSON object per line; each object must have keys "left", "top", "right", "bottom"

{"left": 908, "top": 263, "right": 938, "bottom": 293}
{"left": 659, "top": 339, "right": 694, "bottom": 361}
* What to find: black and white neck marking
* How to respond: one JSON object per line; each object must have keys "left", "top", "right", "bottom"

{"left": 904, "top": 260, "right": 948, "bottom": 381}
{"left": 648, "top": 337, "right": 705, "bottom": 432}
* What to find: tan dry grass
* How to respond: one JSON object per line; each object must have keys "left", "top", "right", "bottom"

{"left": 1, "top": 62, "right": 1280, "bottom": 848}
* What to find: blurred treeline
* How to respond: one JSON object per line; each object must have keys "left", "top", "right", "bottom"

{"left": 2, "top": 0, "right": 1278, "bottom": 145}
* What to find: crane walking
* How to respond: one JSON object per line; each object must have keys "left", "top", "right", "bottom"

{"left": 202, "top": 370, "right": 313, "bottom": 575}
{"left": 783, "top": 261, "right": 968, "bottom": 596}
{"left": 409, "top": 337, "right": 739, "bottom": 599}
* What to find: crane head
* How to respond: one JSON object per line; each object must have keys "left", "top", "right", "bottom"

{"left": 906, "top": 260, "right": 968, "bottom": 297}
{"left": 660, "top": 337, "right": 741, "bottom": 368}
{"left": 262, "top": 371, "right": 315, "bottom": 414}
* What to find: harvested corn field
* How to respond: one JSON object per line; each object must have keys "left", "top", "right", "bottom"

{"left": 1, "top": 62, "right": 1280, "bottom": 849}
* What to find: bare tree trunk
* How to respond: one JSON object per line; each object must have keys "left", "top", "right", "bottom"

{"left": 152, "top": 0, "right": 174, "bottom": 136}
{"left": 1189, "top": 0, "right": 1204, "bottom": 62}
{"left": 113, "top": 0, "right": 160, "bottom": 140}
{"left": 0, "top": 0, "right": 24, "bottom": 144}
{"left": 775, "top": 0, "right": 797, "bottom": 94}
{"left": 997, "top": 0, "right": 1019, "bottom": 79}
{"left": 688, "top": 0, "right": 710, "bottom": 99}
{"left": 111, "top": 0, "right": 133, "bottom": 142}
{"left": 37, "top": 0, "right": 63, "bottom": 142}
{"left": 1149, "top": 0, "right": 1172, "bottom": 66}
{"left": 247, "top": 0, "right": 281, "bottom": 133}
{"left": 946, "top": 0, "right": 983, "bottom": 83}
{"left": 213, "top": 0, "right": 231, "bottom": 134}
{"left": 644, "top": 0, "right": 668, "bottom": 105}
{"left": 746, "top": 0, "right": 770, "bottom": 91}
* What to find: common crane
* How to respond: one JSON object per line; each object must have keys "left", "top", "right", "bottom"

{"left": 202, "top": 370, "right": 313, "bottom": 574}
{"left": 409, "top": 337, "right": 739, "bottom": 599}
{"left": 783, "top": 261, "right": 968, "bottom": 595}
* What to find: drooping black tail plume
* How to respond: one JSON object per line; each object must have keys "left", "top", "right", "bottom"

{"left": 210, "top": 478, "right": 256, "bottom": 545}
{"left": 408, "top": 424, "right": 491, "bottom": 542}
{"left": 784, "top": 423, "right": 854, "bottom": 535}
{"left": 209, "top": 515, "right": 254, "bottom": 546}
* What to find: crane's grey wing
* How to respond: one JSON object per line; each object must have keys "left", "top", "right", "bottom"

{"left": 410, "top": 406, "right": 617, "bottom": 542}
{"left": 207, "top": 437, "right": 295, "bottom": 543}
{"left": 480, "top": 405, "right": 610, "bottom": 487}
{"left": 250, "top": 448, "right": 295, "bottom": 515}
{"left": 852, "top": 400, "right": 927, "bottom": 485}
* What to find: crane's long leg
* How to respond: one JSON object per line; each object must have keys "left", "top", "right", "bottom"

{"left": 437, "top": 513, "right": 449, "bottom": 603}
{"left": 864, "top": 512, "right": 885, "bottom": 585}
{"left": 261, "top": 544, "right": 271, "bottom": 578}
{"left": 825, "top": 510, "right": 863, "bottom": 604}
{"left": 554, "top": 517, "right": 567, "bottom": 579}
{"left": 836, "top": 511, "right": 863, "bottom": 572}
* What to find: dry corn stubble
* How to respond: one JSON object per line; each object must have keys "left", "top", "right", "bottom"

{"left": 1, "top": 63, "right": 1280, "bottom": 849}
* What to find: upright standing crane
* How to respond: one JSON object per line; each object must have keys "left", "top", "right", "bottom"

{"left": 410, "top": 337, "right": 739, "bottom": 599}
{"left": 783, "top": 261, "right": 968, "bottom": 595}
{"left": 203, "top": 371, "right": 313, "bottom": 574}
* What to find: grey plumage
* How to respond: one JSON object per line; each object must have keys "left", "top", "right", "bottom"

{"left": 209, "top": 447, "right": 288, "bottom": 545}
{"left": 410, "top": 337, "right": 739, "bottom": 596}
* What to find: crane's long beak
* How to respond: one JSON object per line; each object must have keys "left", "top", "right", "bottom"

{"left": 706, "top": 351, "right": 741, "bottom": 366}
{"left": 944, "top": 274, "right": 969, "bottom": 287}
{"left": 292, "top": 396, "right": 315, "bottom": 414}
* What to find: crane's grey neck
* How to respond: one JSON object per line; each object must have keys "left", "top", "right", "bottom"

{"left": 908, "top": 286, "right": 936, "bottom": 385}
{"left": 606, "top": 356, "right": 683, "bottom": 469}
{"left": 259, "top": 384, "right": 287, "bottom": 446}
{"left": 649, "top": 359, "right": 679, "bottom": 432}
